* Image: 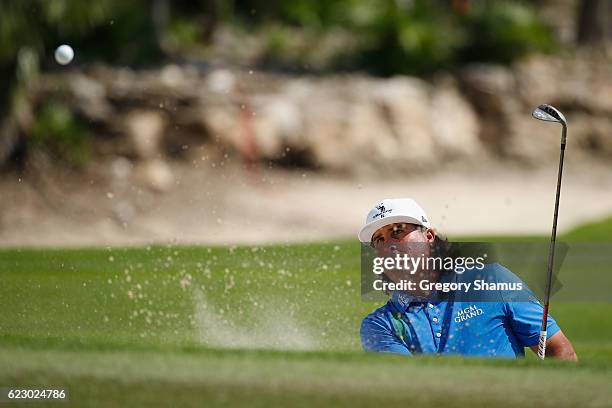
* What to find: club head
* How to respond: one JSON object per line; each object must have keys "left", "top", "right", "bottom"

{"left": 532, "top": 104, "right": 566, "bottom": 125}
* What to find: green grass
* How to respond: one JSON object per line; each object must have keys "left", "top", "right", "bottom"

{"left": 0, "top": 217, "right": 611, "bottom": 407}
{"left": 563, "top": 215, "right": 612, "bottom": 242}
{"left": 2, "top": 347, "right": 611, "bottom": 407}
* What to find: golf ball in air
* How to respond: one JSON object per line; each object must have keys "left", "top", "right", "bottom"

{"left": 54, "top": 45, "right": 74, "bottom": 65}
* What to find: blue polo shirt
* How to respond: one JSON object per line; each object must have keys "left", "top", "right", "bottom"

{"left": 360, "top": 263, "right": 560, "bottom": 358}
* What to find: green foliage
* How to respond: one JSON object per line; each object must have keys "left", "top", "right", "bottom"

{"left": 0, "top": 0, "right": 557, "bottom": 77}
{"left": 0, "top": 0, "right": 115, "bottom": 64}
{"left": 460, "top": 1, "right": 557, "bottom": 64}
{"left": 0, "top": 0, "right": 162, "bottom": 147}
{"left": 0, "top": 0, "right": 161, "bottom": 68}
{"left": 0, "top": 0, "right": 160, "bottom": 168}
{"left": 346, "top": 0, "right": 466, "bottom": 76}
{"left": 562, "top": 216, "right": 612, "bottom": 242}
{"left": 238, "top": 0, "right": 556, "bottom": 76}
{"left": 263, "top": 26, "right": 293, "bottom": 63}
{"left": 259, "top": 25, "right": 323, "bottom": 70}
{"left": 167, "top": 18, "right": 203, "bottom": 52}
{"left": 72, "top": 2, "right": 161, "bottom": 66}
{"left": 233, "top": 0, "right": 352, "bottom": 28}
{"left": 0, "top": 0, "right": 561, "bottom": 171}
{"left": 30, "top": 102, "right": 90, "bottom": 166}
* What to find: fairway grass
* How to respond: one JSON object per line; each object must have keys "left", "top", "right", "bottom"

{"left": 1, "top": 220, "right": 611, "bottom": 406}
{"left": 1, "top": 346, "right": 611, "bottom": 408}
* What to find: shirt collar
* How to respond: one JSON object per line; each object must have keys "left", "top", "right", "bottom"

{"left": 391, "top": 291, "right": 428, "bottom": 313}
{"left": 390, "top": 271, "right": 459, "bottom": 312}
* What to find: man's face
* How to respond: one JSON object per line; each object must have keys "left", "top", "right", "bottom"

{"left": 371, "top": 223, "right": 434, "bottom": 250}
{"left": 371, "top": 222, "right": 437, "bottom": 295}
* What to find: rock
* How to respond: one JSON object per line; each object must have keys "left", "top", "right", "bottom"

{"left": 569, "top": 114, "right": 612, "bottom": 157}
{"left": 514, "top": 55, "right": 566, "bottom": 108}
{"left": 202, "top": 91, "right": 304, "bottom": 162}
{"left": 505, "top": 116, "right": 562, "bottom": 161}
{"left": 256, "top": 95, "right": 303, "bottom": 151}
{"left": 110, "top": 156, "right": 133, "bottom": 182}
{"left": 69, "top": 74, "right": 112, "bottom": 121}
{"left": 22, "top": 57, "right": 612, "bottom": 173}
{"left": 293, "top": 79, "right": 387, "bottom": 173}
{"left": 459, "top": 64, "right": 516, "bottom": 99}
{"left": 342, "top": 100, "right": 397, "bottom": 172}
{"left": 516, "top": 53, "right": 612, "bottom": 115}
{"left": 458, "top": 63, "right": 534, "bottom": 158}
{"left": 206, "top": 69, "right": 236, "bottom": 95}
{"left": 301, "top": 96, "right": 349, "bottom": 170}
{"left": 160, "top": 64, "right": 185, "bottom": 89}
{"left": 248, "top": 95, "right": 301, "bottom": 158}
{"left": 429, "top": 78, "right": 482, "bottom": 159}
{"left": 200, "top": 102, "right": 241, "bottom": 151}
{"left": 508, "top": 112, "right": 612, "bottom": 163}
{"left": 371, "top": 77, "right": 438, "bottom": 169}
{"left": 134, "top": 159, "right": 174, "bottom": 192}
{"left": 124, "top": 110, "right": 166, "bottom": 159}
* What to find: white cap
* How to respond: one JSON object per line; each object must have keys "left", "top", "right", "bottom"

{"left": 358, "top": 198, "right": 432, "bottom": 243}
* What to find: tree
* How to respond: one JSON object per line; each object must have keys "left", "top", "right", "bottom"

{"left": 576, "top": 0, "right": 611, "bottom": 45}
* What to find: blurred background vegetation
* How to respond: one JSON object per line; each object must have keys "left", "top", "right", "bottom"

{"left": 0, "top": 0, "right": 610, "bottom": 168}
{"left": 0, "top": 0, "right": 562, "bottom": 75}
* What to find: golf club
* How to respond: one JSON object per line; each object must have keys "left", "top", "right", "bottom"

{"left": 532, "top": 103, "right": 567, "bottom": 360}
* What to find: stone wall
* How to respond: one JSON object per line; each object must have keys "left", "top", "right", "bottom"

{"left": 5, "top": 51, "right": 612, "bottom": 182}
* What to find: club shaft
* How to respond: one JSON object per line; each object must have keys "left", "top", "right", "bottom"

{"left": 538, "top": 125, "right": 567, "bottom": 360}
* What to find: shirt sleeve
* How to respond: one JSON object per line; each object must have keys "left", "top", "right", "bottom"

{"left": 491, "top": 263, "right": 561, "bottom": 347}
{"left": 505, "top": 300, "right": 561, "bottom": 347}
{"left": 487, "top": 263, "right": 561, "bottom": 347}
{"left": 360, "top": 313, "right": 411, "bottom": 355}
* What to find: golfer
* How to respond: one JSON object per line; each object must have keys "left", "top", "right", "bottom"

{"left": 359, "top": 198, "right": 577, "bottom": 360}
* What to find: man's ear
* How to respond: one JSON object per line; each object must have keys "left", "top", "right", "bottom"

{"left": 425, "top": 228, "right": 436, "bottom": 243}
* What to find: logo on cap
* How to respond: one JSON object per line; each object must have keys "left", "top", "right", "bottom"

{"left": 374, "top": 204, "right": 392, "bottom": 219}
{"left": 421, "top": 216, "right": 427, "bottom": 223}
